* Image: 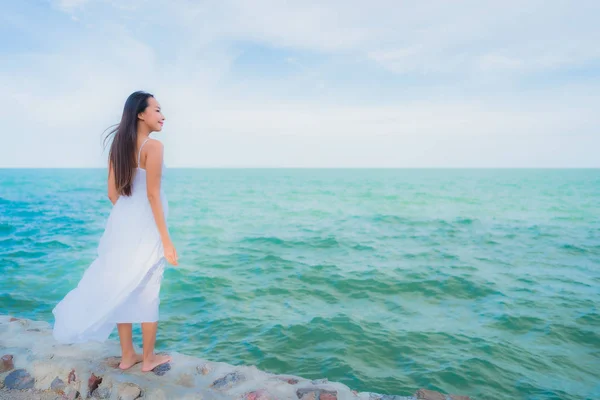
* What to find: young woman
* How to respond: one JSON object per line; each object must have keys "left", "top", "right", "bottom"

{"left": 53, "top": 91, "right": 178, "bottom": 372}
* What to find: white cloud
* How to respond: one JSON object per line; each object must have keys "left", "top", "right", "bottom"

{"left": 52, "top": 0, "right": 89, "bottom": 12}
{"left": 1, "top": 0, "right": 599, "bottom": 167}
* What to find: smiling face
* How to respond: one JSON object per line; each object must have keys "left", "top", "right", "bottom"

{"left": 138, "top": 96, "right": 165, "bottom": 132}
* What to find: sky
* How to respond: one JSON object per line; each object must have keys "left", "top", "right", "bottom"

{"left": 0, "top": 0, "right": 599, "bottom": 168}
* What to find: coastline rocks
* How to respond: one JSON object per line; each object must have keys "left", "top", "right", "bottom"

{"left": 0, "top": 315, "right": 472, "bottom": 400}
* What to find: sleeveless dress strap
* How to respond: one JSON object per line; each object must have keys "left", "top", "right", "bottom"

{"left": 137, "top": 138, "right": 151, "bottom": 167}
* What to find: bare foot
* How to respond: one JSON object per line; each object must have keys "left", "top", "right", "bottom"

{"left": 142, "top": 354, "right": 172, "bottom": 372}
{"left": 119, "top": 353, "right": 143, "bottom": 370}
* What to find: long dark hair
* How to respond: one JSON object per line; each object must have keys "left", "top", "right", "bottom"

{"left": 103, "top": 91, "right": 154, "bottom": 196}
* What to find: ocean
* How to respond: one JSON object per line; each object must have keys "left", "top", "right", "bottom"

{"left": 1, "top": 168, "right": 598, "bottom": 399}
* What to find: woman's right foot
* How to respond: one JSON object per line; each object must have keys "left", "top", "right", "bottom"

{"left": 141, "top": 354, "right": 172, "bottom": 372}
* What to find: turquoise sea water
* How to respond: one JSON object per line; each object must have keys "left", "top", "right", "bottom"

{"left": 1, "top": 168, "right": 599, "bottom": 399}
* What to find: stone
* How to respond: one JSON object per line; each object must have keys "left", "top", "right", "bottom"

{"left": 415, "top": 389, "right": 445, "bottom": 400}
{"left": 92, "top": 386, "right": 111, "bottom": 399}
{"left": 450, "top": 396, "right": 470, "bottom": 400}
{"left": 117, "top": 383, "right": 142, "bottom": 400}
{"left": 68, "top": 369, "right": 77, "bottom": 384}
{"left": 196, "top": 363, "right": 211, "bottom": 375}
{"left": 103, "top": 356, "right": 121, "bottom": 369}
{"left": 320, "top": 391, "right": 338, "bottom": 400}
{"left": 176, "top": 373, "right": 195, "bottom": 388}
{"left": 0, "top": 355, "right": 14, "bottom": 373}
{"left": 275, "top": 376, "right": 299, "bottom": 384}
{"left": 297, "top": 389, "right": 339, "bottom": 400}
{"left": 4, "top": 369, "right": 35, "bottom": 390}
{"left": 51, "top": 377, "right": 66, "bottom": 394}
{"left": 244, "top": 389, "right": 275, "bottom": 400}
{"left": 9, "top": 317, "right": 18, "bottom": 322}
{"left": 152, "top": 362, "right": 171, "bottom": 376}
{"left": 211, "top": 371, "right": 246, "bottom": 390}
{"left": 65, "top": 388, "right": 80, "bottom": 400}
{"left": 88, "top": 373, "right": 102, "bottom": 394}
{"left": 297, "top": 389, "right": 318, "bottom": 400}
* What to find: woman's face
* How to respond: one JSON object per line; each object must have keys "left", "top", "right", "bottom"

{"left": 139, "top": 96, "right": 165, "bottom": 132}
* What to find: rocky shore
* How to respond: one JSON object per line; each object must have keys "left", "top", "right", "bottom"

{"left": 0, "top": 315, "right": 470, "bottom": 400}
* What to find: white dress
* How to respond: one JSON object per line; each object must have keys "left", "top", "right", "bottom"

{"left": 52, "top": 138, "right": 168, "bottom": 344}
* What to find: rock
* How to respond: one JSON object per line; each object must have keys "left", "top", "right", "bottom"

{"left": 244, "top": 389, "right": 275, "bottom": 400}
{"left": 297, "top": 389, "right": 338, "bottom": 400}
{"left": 320, "top": 391, "right": 338, "bottom": 400}
{"left": 152, "top": 362, "right": 171, "bottom": 376}
{"left": 196, "top": 363, "right": 211, "bottom": 375}
{"left": 103, "top": 356, "right": 121, "bottom": 369}
{"left": 297, "top": 389, "right": 318, "bottom": 400}
{"left": 92, "top": 386, "right": 111, "bottom": 399}
{"left": 450, "top": 396, "right": 470, "bottom": 400}
{"left": 88, "top": 373, "right": 102, "bottom": 394}
{"left": 65, "top": 388, "right": 80, "bottom": 400}
{"left": 275, "top": 376, "right": 299, "bottom": 385}
{"left": 51, "top": 377, "right": 66, "bottom": 394}
{"left": 8, "top": 318, "right": 28, "bottom": 327}
{"left": 211, "top": 371, "right": 246, "bottom": 390}
{"left": 68, "top": 369, "right": 77, "bottom": 384}
{"left": 0, "top": 355, "right": 14, "bottom": 373}
{"left": 415, "top": 389, "right": 445, "bottom": 400}
{"left": 176, "top": 373, "right": 195, "bottom": 388}
{"left": 4, "top": 369, "right": 35, "bottom": 390}
{"left": 117, "top": 383, "right": 142, "bottom": 400}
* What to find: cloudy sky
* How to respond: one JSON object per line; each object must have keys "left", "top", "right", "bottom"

{"left": 1, "top": 0, "right": 599, "bottom": 167}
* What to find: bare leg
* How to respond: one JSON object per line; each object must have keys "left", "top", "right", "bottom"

{"left": 117, "top": 323, "right": 142, "bottom": 370}
{"left": 141, "top": 322, "right": 171, "bottom": 372}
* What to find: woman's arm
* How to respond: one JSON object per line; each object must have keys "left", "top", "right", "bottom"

{"left": 108, "top": 160, "right": 119, "bottom": 205}
{"left": 144, "top": 140, "right": 178, "bottom": 265}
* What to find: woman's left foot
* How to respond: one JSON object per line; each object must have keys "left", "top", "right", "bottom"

{"left": 119, "top": 353, "right": 143, "bottom": 370}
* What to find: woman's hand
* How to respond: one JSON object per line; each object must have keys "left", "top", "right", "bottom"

{"left": 163, "top": 238, "right": 179, "bottom": 266}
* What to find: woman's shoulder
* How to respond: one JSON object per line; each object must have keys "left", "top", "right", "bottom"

{"left": 146, "top": 138, "right": 164, "bottom": 149}
{"left": 142, "top": 138, "right": 165, "bottom": 167}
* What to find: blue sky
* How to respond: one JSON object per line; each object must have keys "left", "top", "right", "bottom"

{"left": 1, "top": 0, "right": 599, "bottom": 167}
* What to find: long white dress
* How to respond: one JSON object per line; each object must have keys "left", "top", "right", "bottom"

{"left": 52, "top": 138, "right": 168, "bottom": 344}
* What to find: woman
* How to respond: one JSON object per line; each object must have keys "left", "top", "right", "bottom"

{"left": 53, "top": 91, "right": 178, "bottom": 372}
